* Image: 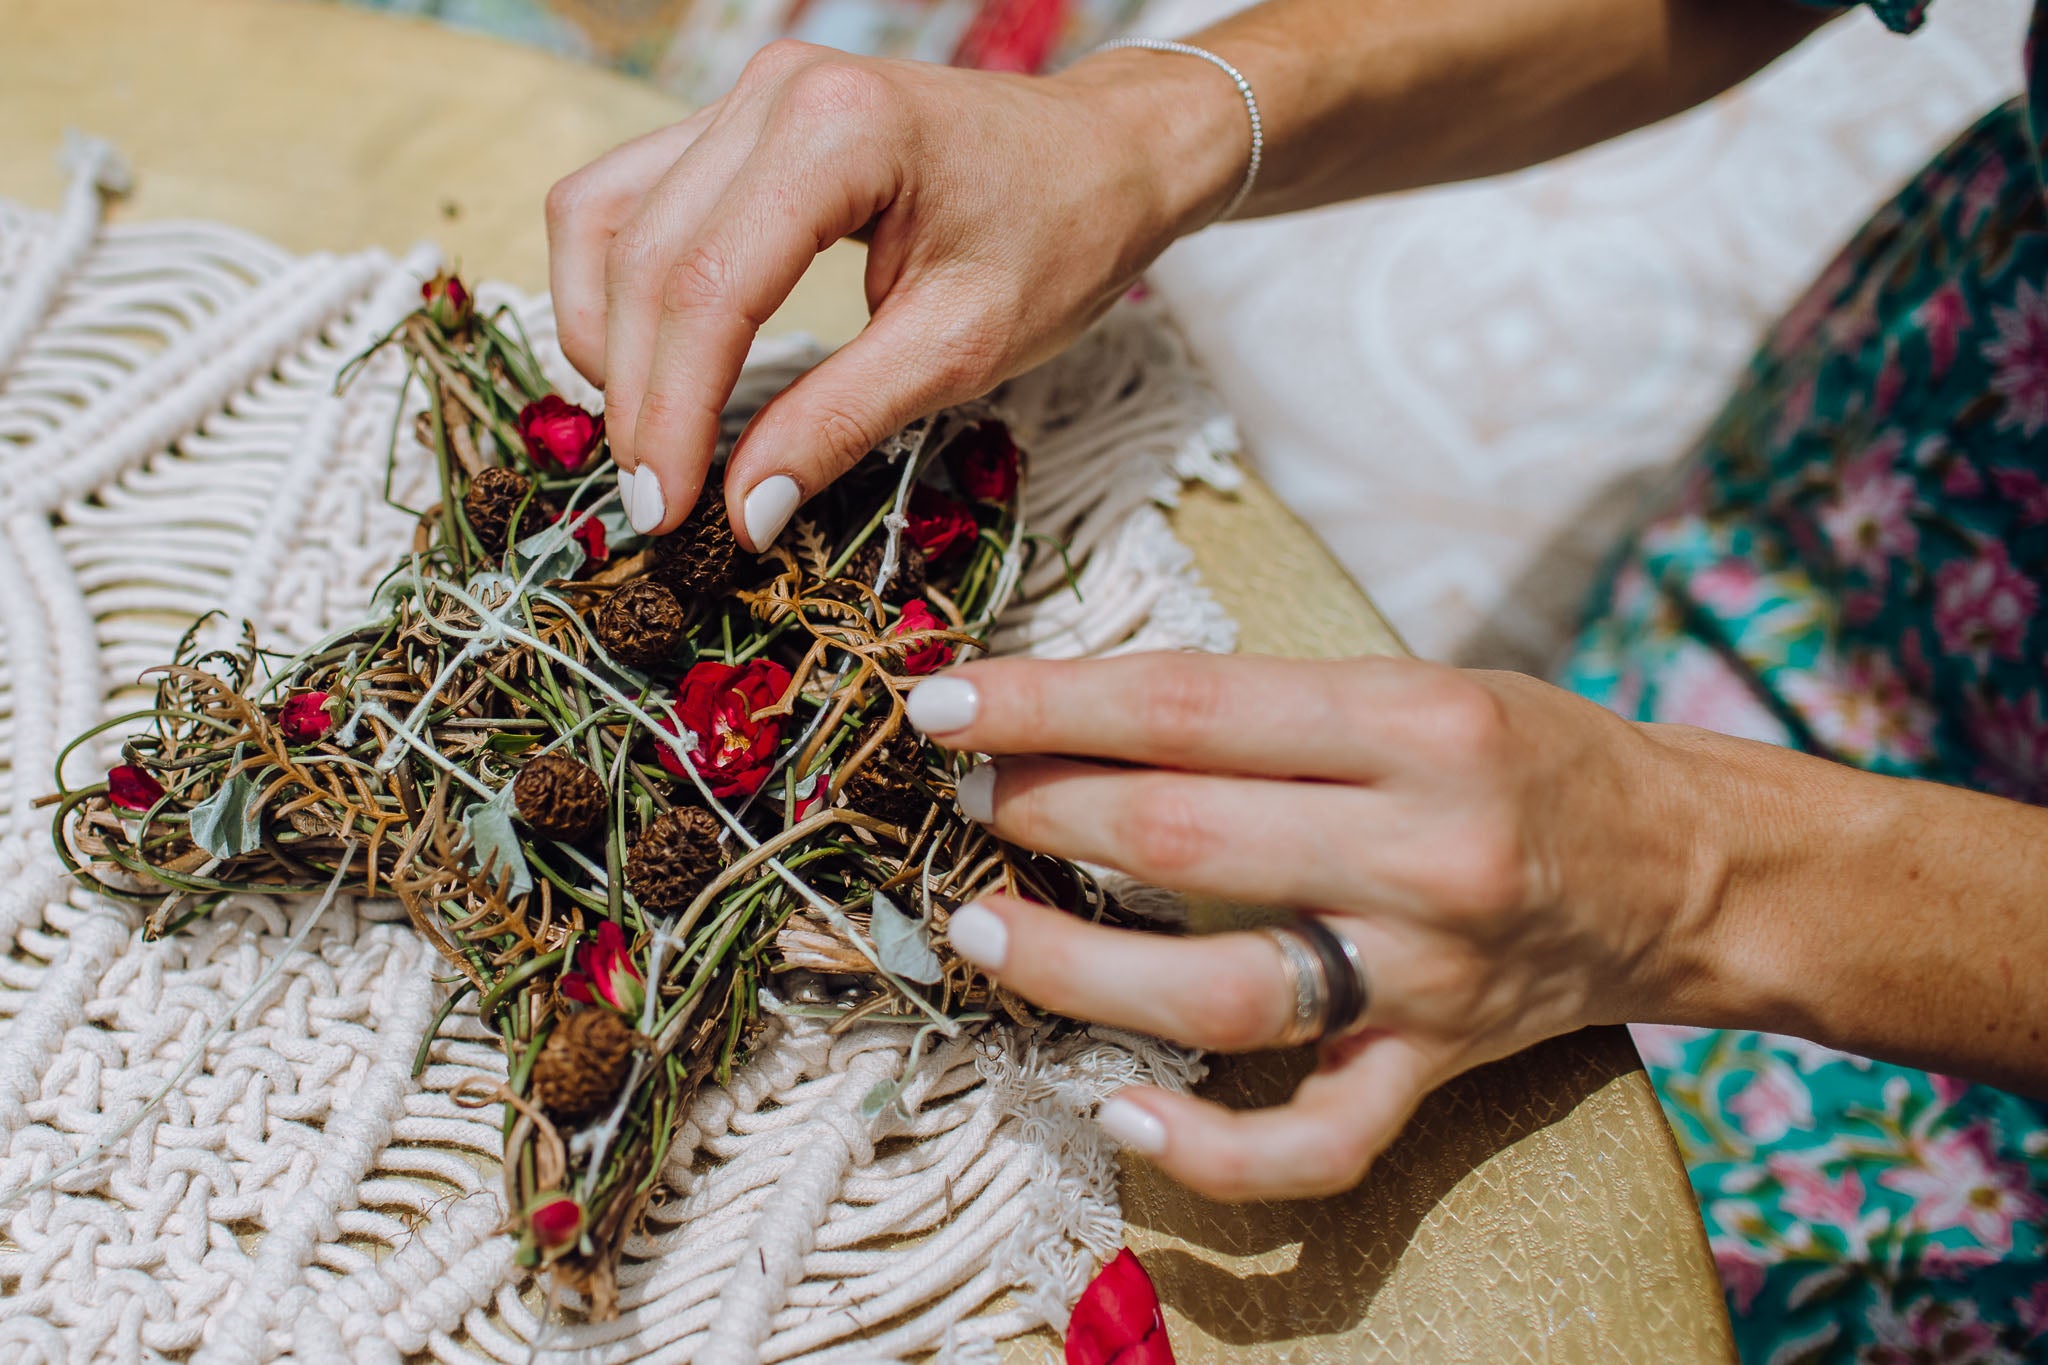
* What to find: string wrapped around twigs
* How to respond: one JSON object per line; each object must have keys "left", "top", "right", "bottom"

{"left": 47, "top": 276, "right": 1146, "bottom": 1317}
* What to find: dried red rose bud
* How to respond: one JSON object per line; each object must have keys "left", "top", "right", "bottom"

{"left": 656, "top": 659, "right": 792, "bottom": 798}
{"left": 420, "top": 270, "right": 472, "bottom": 332}
{"left": 107, "top": 764, "right": 165, "bottom": 812}
{"left": 888, "top": 601, "right": 955, "bottom": 676}
{"left": 278, "top": 691, "right": 335, "bottom": 744}
{"left": 527, "top": 1194, "right": 583, "bottom": 1251}
{"left": 904, "top": 485, "right": 979, "bottom": 563}
{"left": 517, "top": 395, "right": 603, "bottom": 472}
{"left": 947, "top": 421, "right": 1020, "bottom": 502}
{"left": 561, "top": 921, "right": 645, "bottom": 1016}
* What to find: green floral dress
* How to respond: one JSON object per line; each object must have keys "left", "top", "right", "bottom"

{"left": 1559, "top": 3, "right": 2048, "bottom": 1359}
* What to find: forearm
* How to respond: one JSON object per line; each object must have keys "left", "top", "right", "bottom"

{"left": 1057, "top": 0, "right": 1828, "bottom": 229}
{"left": 1653, "top": 726, "right": 2048, "bottom": 1097}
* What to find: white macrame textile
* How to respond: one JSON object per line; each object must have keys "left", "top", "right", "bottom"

{"left": 0, "top": 146, "right": 1240, "bottom": 1363}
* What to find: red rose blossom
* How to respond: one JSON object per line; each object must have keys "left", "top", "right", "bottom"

{"left": 948, "top": 422, "right": 1020, "bottom": 502}
{"left": 905, "top": 485, "right": 979, "bottom": 563}
{"left": 889, "top": 601, "right": 955, "bottom": 676}
{"left": 561, "top": 920, "right": 645, "bottom": 1015}
{"left": 1066, "top": 1248, "right": 1174, "bottom": 1365}
{"left": 658, "top": 659, "right": 793, "bottom": 798}
{"left": 518, "top": 395, "right": 603, "bottom": 472}
{"left": 107, "top": 764, "right": 165, "bottom": 812}
{"left": 420, "top": 270, "right": 472, "bottom": 331}
{"left": 527, "top": 1195, "right": 583, "bottom": 1251}
{"left": 552, "top": 507, "right": 609, "bottom": 563}
{"left": 278, "top": 691, "right": 335, "bottom": 744}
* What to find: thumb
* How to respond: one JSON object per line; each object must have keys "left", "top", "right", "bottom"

{"left": 720, "top": 296, "right": 1007, "bottom": 551}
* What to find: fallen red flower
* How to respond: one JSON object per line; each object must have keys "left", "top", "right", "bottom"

{"left": 1066, "top": 1248, "right": 1174, "bottom": 1365}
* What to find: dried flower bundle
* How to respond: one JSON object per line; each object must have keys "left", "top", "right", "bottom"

{"left": 47, "top": 279, "right": 1138, "bottom": 1316}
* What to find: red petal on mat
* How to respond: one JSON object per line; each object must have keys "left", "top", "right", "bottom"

{"left": 1066, "top": 1248, "right": 1174, "bottom": 1365}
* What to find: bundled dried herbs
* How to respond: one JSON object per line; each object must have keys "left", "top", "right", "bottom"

{"left": 47, "top": 277, "right": 1135, "bottom": 1316}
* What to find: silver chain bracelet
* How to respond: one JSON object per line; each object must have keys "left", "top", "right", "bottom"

{"left": 1094, "top": 37, "right": 1263, "bottom": 223}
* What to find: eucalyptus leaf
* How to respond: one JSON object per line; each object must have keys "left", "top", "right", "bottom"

{"left": 512, "top": 518, "right": 585, "bottom": 584}
{"left": 465, "top": 784, "right": 533, "bottom": 898}
{"left": 189, "top": 772, "right": 263, "bottom": 858}
{"left": 870, "top": 890, "right": 942, "bottom": 984}
{"left": 860, "top": 1079, "right": 902, "bottom": 1121}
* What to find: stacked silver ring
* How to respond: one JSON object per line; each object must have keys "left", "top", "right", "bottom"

{"left": 1262, "top": 918, "right": 1371, "bottom": 1046}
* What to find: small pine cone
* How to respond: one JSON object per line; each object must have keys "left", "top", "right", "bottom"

{"left": 841, "top": 539, "right": 926, "bottom": 606}
{"left": 593, "top": 579, "right": 685, "bottom": 668}
{"left": 626, "top": 805, "right": 726, "bottom": 912}
{"left": 648, "top": 485, "right": 739, "bottom": 598}
{"left": 839, "top": 716, "right": 932, "bottom": 829}
{"left": 513, "top": 752, "right": 609, "bottom": 841}
{"left": 531, "top": 1007, "right": 637, "bottom": 1122}
{"left": 463, "top": 467, "right": 552, "bottom": 556}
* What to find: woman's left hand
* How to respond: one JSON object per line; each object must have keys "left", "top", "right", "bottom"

{"left": 904, "top": 651, "right": 1728, "bottom": 1201}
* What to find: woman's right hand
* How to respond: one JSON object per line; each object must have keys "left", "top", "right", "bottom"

{"left": 544, "top": 40, "right": 1246, "bottom": 546}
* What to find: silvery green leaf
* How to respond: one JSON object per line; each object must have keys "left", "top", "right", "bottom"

{"left": 465, "top": 784, "right": 532, "bottom": 898}
{"left": 512, "top": 519, "right": 585, "bottom": 584}
{"left": 869, "top": 890, "right": 942, "bottom": 985}
{"left": 860, "top": 1079, "right": 901, "bottom": 1120}
{"left": 189, "top": 772, "right": 263, "bottom": 858}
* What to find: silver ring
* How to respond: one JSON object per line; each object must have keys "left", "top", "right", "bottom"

{"left": 1261, "top": 925, "right": 1329, "bottom": 1047}
{"left": 1263, "top": 919, "right": 1372, "bottom": 1046}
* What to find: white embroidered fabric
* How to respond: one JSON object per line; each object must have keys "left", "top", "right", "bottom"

{"left": 0, "top": 143, "right": 1238, "bottom": 1363}
{"left": 1140, "top": 0, "right": 2029, "bottom": 671}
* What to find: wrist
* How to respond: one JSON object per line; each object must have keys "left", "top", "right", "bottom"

{"left": 1051, "top": 45, "right": 1255, "bottom": 242}
{"left": 1630, "top": 725, "right": 1909, "bottom": 1040}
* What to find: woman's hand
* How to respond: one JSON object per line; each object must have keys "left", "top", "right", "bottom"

{"left": 545, "top": 41, "right": 1244, "bottom": 545}
{"left": 904, "top": 651, "right": 1726, "bottom": 1200}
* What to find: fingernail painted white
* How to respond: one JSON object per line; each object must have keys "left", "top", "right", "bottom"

{"left": 954, "top": 763, "right": 995, "bottom": 823}
{"left": 742, "top": 474, "right": 801, "bottom": 550}
{"left": 1095, "top": 1096, "right": 1167, "bottom": 1156}
{"left": 628, "top": 465, "right": 666, "bottom": 534}
{"left": 946, "top": 902, "right": 1009, "bottom": 970}
{"left": 906, "top": 677, "right": 979, "bottom": 734}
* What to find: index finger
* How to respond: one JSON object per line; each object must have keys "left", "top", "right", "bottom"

{"left": 904, "top": 652, "right": 1453, "bottom": 781}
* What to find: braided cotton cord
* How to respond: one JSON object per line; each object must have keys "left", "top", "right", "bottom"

{"left": 1095, "top": 37, "right": 1264, "bottom": 222}
{"left": 0, "top": 141, "right": 1241, "bottom": 1362}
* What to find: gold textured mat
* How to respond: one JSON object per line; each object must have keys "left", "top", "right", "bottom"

{"left": 4, "top": 0, "right": 1732, "bottom": 1356}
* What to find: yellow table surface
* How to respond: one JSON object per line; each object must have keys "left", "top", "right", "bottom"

{"left": 3, "top": 0, "right": 1733, "bottom": 1358}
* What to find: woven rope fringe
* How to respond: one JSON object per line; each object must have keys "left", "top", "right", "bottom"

{"left": 0, "top": 142, "right": 1234, "bottom": 1363}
